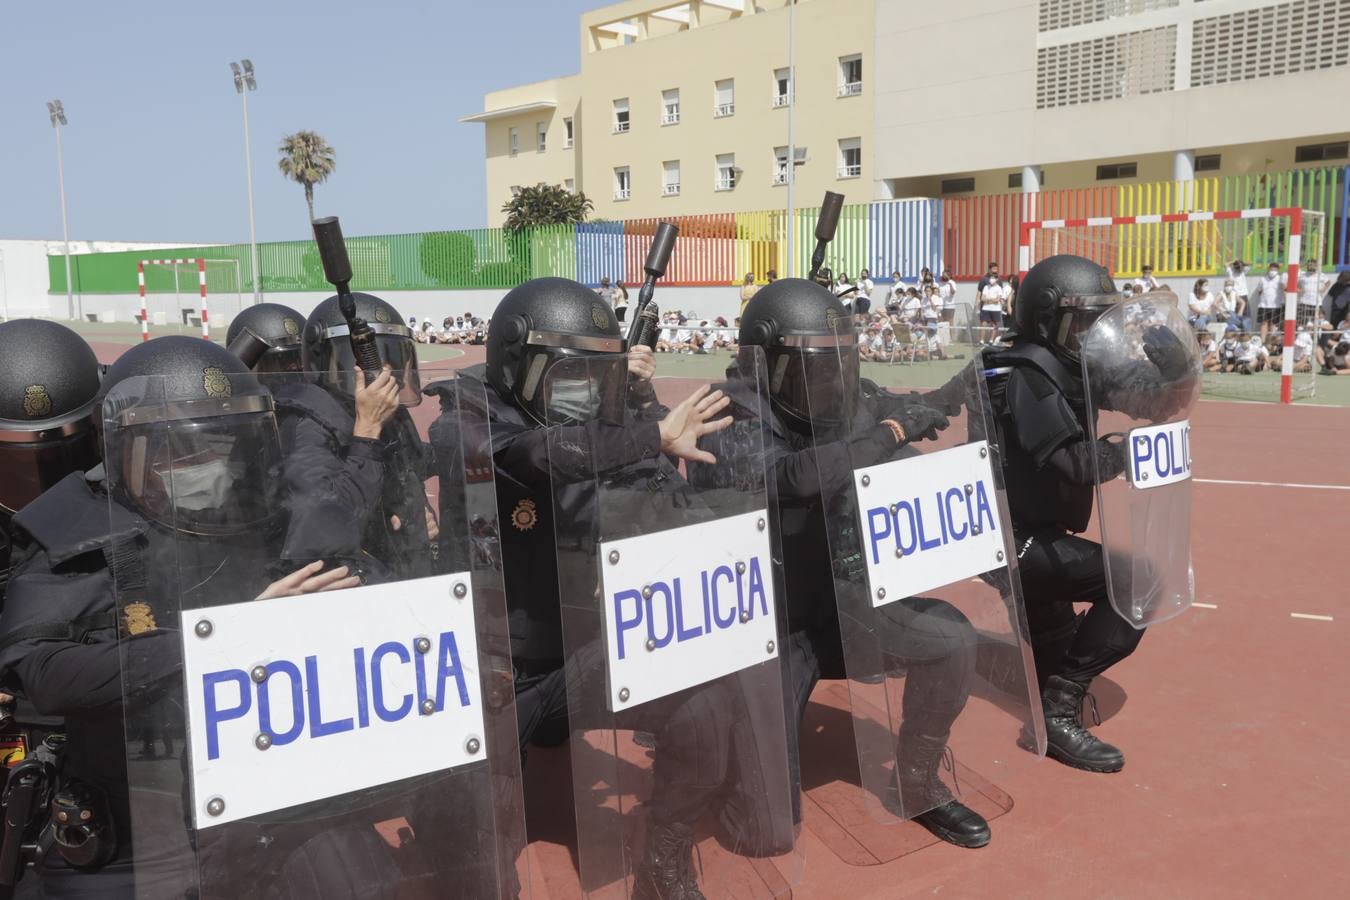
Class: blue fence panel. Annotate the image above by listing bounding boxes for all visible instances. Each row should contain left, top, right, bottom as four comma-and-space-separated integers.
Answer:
576, 222, 626, 287
868, 199, 942, 281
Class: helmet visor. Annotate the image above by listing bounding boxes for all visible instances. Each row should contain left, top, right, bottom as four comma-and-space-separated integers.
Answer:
320, 329, 422, 406
536, 353, 628, 427
770, 333, 860, 429
1052, 292, 1129, 361
0, 427, 100, 514
111, 411, 281, 536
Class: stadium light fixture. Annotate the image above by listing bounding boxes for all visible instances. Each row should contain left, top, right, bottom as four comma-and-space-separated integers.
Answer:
228, 59, 262, 303
47, 100, 75, 320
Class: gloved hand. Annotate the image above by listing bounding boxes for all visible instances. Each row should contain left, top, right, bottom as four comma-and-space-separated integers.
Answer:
1142, 326, 1191, 381
888, 403, 950, 443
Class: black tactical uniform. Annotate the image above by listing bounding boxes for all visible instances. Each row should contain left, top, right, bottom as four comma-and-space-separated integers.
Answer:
983, 254, 1193, 773
455, 277, 791, 899
0, 319, 102, 841
0, 337, 282, 895
276, 292, 432, 582
716, 277, 991, 848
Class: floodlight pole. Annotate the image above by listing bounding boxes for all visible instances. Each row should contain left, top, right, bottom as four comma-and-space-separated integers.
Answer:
49, 101, 76, 320
231, 60, 262, 303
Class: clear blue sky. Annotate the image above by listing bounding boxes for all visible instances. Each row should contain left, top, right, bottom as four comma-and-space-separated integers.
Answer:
0, 0, 597, 243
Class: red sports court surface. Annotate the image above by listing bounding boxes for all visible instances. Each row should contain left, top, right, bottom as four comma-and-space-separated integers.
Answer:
92, 342, 1350, 897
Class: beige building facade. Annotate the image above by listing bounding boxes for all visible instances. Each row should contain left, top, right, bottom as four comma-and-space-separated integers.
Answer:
465, 0, 875, 225
467, 0, 1350, 223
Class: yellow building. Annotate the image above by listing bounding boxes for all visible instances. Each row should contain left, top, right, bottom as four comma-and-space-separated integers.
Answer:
463, 0, 874, 226
466, 0, 1350, 222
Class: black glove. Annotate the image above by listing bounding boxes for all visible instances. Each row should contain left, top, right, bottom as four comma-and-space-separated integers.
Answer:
1142, 326, 1191, 381
892, 404, 950, 443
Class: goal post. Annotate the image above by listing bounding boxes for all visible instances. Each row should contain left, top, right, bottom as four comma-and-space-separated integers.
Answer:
1018, 207, 1328, 405
136, 258, 243, 342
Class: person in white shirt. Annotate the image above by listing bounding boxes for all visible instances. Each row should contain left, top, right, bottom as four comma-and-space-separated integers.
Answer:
922, 284, 942, 326
1196, 330, 1221, 372
937, 271, 958, 324
1214, 279, 1251, 330
978, 277, 1006, 343
1226, 259, 1250, 299
900, 288, 924, 326
887, 270, 909, 306
1290, 328, 1316, 373
834, 272, 857, 313
854, 269, 875, 318
1218, 326, 1243, 372
1234, 332, 1268, 374
1251, 264, 1286, 342
1297, 261, 1330, 323
1188, 278, 1216, 329
1133, 264, 1161, 293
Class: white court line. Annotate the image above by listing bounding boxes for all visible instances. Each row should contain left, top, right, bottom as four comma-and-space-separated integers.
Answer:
1290, 613, 1334, 622
1192, 602, 1218, 609
1195, 478, 1350, 492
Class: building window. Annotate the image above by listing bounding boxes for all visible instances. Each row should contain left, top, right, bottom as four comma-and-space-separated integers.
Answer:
715, 153, 736, 191
662, 88, 680, 125
1294, 141, 1348, 163
536, 122, 547, 152
773, 67, 792, 107
837, 137, 861, 179
613, 98, 630, 133
663, 160, 681, 196
563, 117, 574, 149
773, 147, 790, 185
1194, 153, 1221, 172
614, 166, 631, 200
508, 127, 519, 157
941, 177, 976, 194
1008, 172, 1022, 189
1096, 161, 1137, 180
838, 54, 863, 97
714, 79, 735, 117
564, 178, 575, 192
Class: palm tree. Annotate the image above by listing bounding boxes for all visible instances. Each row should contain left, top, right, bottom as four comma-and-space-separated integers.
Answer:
277, 131, 336, 223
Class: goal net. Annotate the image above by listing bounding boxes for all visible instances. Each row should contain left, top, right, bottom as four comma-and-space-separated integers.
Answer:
136, 258, 243, 341
1020, 208, 1329, 404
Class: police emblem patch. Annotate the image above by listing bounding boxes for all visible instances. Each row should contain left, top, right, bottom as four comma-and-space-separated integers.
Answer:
824, 307, 840, 330
374, 307, 391, 324
1099, 272, 1116, 293
511, 499, 538, 531
591, 304, 609, 330
122, 601, 158, 636
22, 385, 52, 418
283, 317, 300, 337
202, 366, 232, 398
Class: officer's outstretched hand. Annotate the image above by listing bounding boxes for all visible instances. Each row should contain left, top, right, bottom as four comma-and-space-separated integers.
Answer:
353, 365, 400, 439
658, 385, 733, 464
892, 404, 950, 443
628, 345, 656, 383
1141, 326, 1191, 380
256, 561, 362, 600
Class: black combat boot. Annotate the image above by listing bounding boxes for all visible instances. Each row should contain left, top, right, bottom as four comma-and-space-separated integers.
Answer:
894, 737, 991, 849
632, 821, 705, 900
1041, 674, 1124, 773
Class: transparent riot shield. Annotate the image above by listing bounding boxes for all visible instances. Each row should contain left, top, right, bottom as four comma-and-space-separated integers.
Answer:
1081, 293, 1203, 627
537, 351, 801, 899
102, 371, 526, 899
797, 343, 1044, 833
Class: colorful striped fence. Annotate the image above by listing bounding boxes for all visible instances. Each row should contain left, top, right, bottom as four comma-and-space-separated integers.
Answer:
47, 166, 1350, 297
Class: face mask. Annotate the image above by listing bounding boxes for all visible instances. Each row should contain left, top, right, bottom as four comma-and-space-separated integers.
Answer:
549, 379, 600, 423
1269, 271, 1279, 278
170, 458, 234, 511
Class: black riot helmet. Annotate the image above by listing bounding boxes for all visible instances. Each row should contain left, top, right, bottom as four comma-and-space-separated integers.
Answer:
98, 336, 281, 537
1013, 254, 1122, 366
486, 277, 626, 427
302, 292, 421, 406
0, 319, 103, 514
739, 277, 859, 434
225, 302, 305, 381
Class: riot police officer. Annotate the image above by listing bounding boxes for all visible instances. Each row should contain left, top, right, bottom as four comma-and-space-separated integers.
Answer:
725, 278, 994, 848
276, 291, 436, 581
224, 301, 305, 383
448, 276, 792, 898
0, 336, 355, 895
984, 254, 1194, 772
